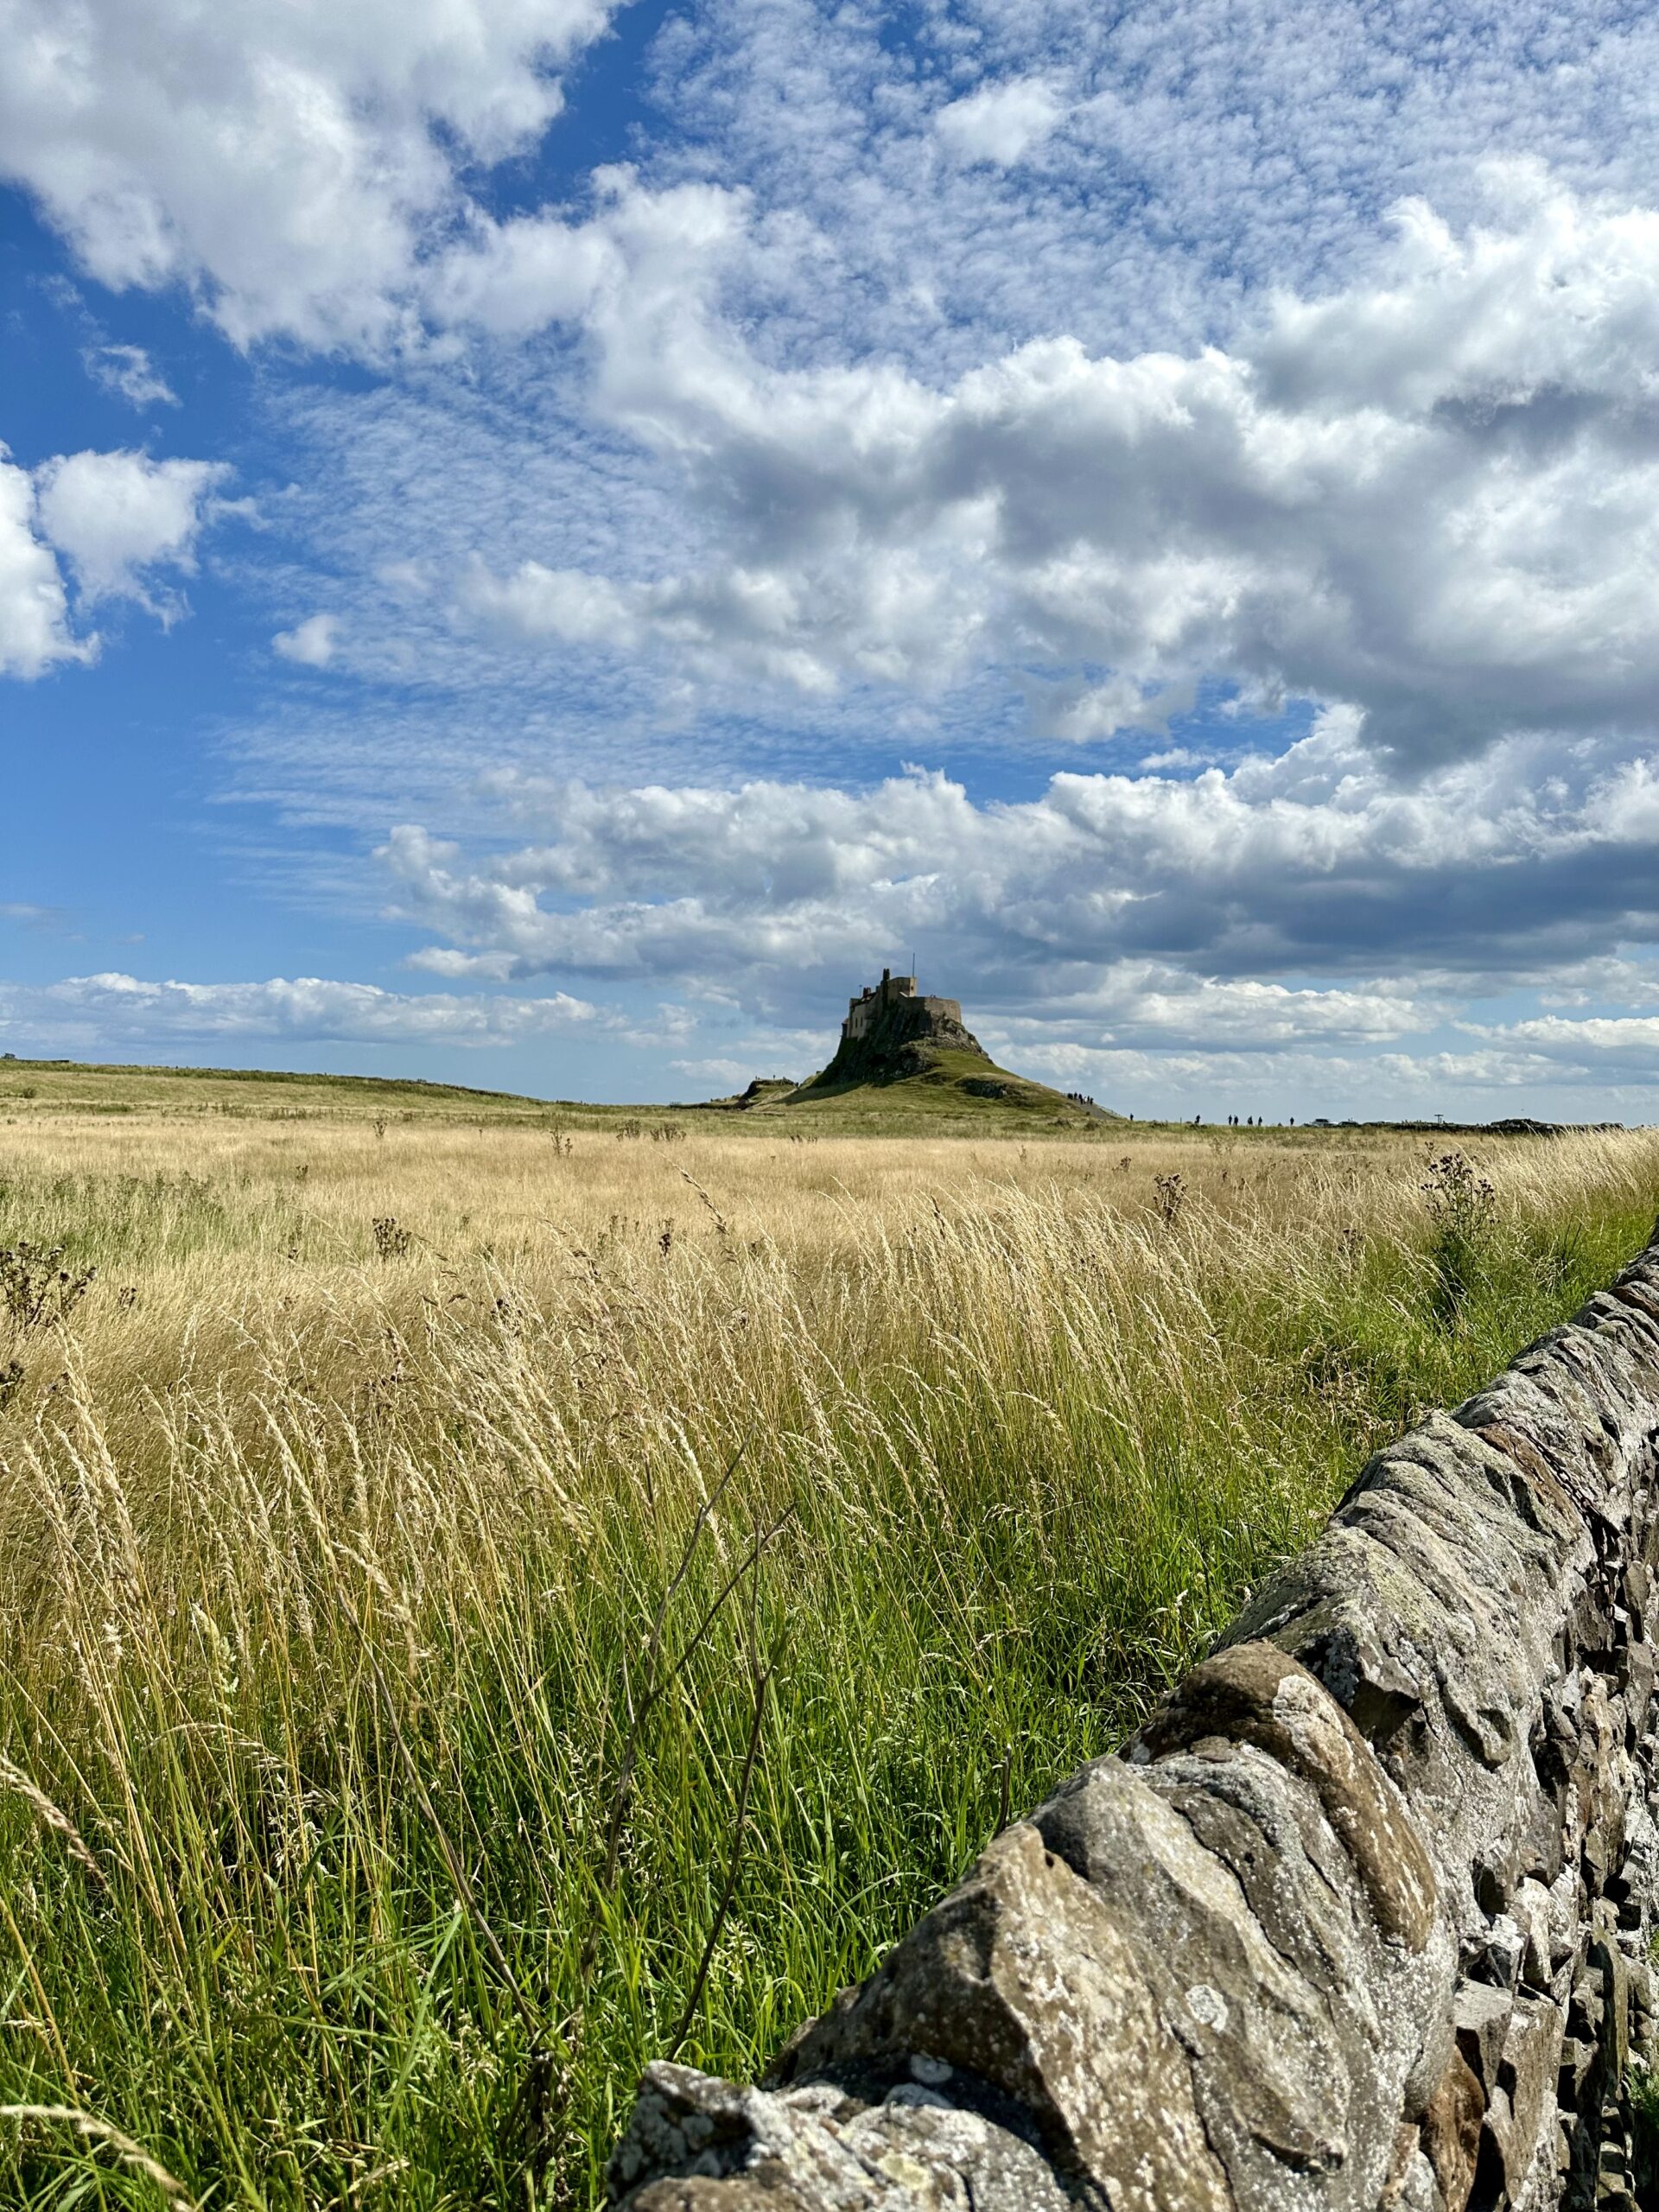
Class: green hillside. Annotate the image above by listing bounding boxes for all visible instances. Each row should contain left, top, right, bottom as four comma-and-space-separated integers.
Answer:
752, 976, 1124, 1129
0, 1056, 578, 1123
757, 1047, 1120, 1131
0, 1053, 1121, 1140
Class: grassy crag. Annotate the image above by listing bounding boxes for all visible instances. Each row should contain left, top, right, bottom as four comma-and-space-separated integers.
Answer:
778, 989, 1114, 1129
756, 1046, 1109, 1130
0, 1105, 1653, 2206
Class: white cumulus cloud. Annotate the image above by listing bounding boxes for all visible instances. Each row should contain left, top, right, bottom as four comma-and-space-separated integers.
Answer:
33, 448, 228, 609
935, 78, 1065, 168
0, 0, 625, 352
374, 716, 1659, 1021
0, 441, 232, 672
273, 613, 341, 667
0, 448, 85, 677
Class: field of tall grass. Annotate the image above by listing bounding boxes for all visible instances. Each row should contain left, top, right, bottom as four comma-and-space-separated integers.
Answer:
0, 1104, 1656, 2208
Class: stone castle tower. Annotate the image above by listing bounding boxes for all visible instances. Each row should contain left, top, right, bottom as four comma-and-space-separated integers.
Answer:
799, 966, 989, 1090
841, 967, 963, 1044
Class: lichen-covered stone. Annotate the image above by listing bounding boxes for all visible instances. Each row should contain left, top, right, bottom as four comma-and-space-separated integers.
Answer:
773, 1821, 1234, 2212
1134, 1643, 1437, 1948
609, 2062, 1079, 2210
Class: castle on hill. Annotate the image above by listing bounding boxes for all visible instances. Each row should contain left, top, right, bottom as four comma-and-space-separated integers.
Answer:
800, 965, 989, 1092
842, 969, 963, 1045
780, 964, 1118, 1115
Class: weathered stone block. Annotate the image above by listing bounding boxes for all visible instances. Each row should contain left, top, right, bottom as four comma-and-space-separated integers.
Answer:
1482, 1994, 1566, 2201
1456, 1982, 1516, 2089
1421, 2048, 1485, 2212
777, 1821, 1233, 2212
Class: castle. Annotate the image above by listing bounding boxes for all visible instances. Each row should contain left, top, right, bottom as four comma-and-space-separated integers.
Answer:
842, 969, 963, 1044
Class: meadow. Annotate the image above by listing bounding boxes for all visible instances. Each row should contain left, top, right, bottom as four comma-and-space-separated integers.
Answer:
0, 1073, 1656, 2208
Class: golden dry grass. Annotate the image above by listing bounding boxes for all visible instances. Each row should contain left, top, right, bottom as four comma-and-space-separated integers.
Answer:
0, 1099, 1654, 2207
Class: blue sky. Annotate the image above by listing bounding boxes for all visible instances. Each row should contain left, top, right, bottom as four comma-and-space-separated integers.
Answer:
7, 0, 1659, 1116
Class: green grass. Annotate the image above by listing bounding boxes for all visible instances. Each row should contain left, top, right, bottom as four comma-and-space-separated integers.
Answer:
765, 1047, 1112, 1131
0, 1059, 565, 1120
0, 1055, 1096, 1141
0, 1116, 1654, 2208
0, 1053, 1560, 1144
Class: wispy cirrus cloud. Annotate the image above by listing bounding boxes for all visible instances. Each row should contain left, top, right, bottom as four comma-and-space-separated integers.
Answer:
83, 344, 178, 410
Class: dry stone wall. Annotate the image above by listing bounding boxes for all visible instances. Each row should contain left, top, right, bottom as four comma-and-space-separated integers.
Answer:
607, 1233, 1659, 2212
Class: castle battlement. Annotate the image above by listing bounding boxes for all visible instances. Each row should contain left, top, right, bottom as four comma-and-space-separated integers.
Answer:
842, 969, 962, 1043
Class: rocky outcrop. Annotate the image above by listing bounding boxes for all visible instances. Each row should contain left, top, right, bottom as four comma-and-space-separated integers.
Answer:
607, 1231, 1659, 2212
802, 994, 991, 1090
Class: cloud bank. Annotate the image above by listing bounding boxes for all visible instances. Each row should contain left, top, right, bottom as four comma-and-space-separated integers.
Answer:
437, 172, 1659, 771
0, 972, 601, 1049
377, 718, 1659, 1013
